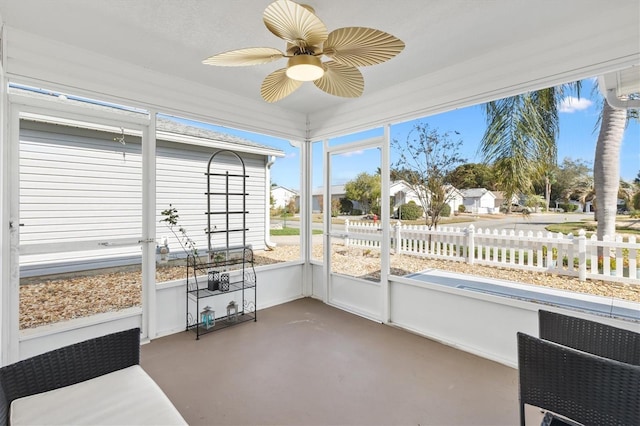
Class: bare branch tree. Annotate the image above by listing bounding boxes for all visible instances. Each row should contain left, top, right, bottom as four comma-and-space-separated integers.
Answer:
392, 123, 466, 229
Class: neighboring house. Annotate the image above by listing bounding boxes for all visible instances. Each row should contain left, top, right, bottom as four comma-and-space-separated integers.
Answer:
390, 180, 422, 216
17, 92, 284, 276
443, 185, 463, 213
461, 188, 497, 214
316, 180, 463, 217
491, 191, 520, 209
391, 182, 463, 216
271, 185, 299, 210
312, 184, 365, 213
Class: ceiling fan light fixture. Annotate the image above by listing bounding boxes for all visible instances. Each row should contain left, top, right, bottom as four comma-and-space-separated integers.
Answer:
203, 0, 405, 102
286, 55, 324, 81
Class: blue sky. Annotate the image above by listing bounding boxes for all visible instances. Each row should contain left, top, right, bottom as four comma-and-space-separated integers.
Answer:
188, 78, 639, 191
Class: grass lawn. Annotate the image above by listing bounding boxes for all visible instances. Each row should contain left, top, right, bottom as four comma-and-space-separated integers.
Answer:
270, 227, 323, 236
546, 219, 640, 236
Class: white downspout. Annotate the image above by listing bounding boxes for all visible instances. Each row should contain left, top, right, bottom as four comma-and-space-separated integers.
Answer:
264, 155, 277, 250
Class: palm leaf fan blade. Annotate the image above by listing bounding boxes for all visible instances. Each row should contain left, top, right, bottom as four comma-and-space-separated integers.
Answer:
202, 47, 285, 66
261, 68, 303, 103
323, 27, 405, 67
314, 61, 364, 98
263, 0, 328, 48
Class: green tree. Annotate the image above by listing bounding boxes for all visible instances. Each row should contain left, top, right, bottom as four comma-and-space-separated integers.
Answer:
339, 197, 353, 214
398, 201, 422, 220
632, 172, 640, 210
553, 157, 594, 211
392, 123, 466, 229
618, 179, 635, 212
447, 163, 497, 190
331, 198, 341, 217
480, 84, 579, 211
344, 172, 380, 214
564, 176, 595, 213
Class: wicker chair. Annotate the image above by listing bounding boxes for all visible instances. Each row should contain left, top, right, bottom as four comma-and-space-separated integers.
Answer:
517, 332, 640, 426
0, 328, 140, 426
539, 309, 640, 365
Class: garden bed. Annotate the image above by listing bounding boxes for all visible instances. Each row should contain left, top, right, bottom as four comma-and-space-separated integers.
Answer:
19, 244, 639, 329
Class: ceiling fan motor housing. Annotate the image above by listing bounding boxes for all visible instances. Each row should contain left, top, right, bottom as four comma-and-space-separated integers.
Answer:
286, 55, 324, 81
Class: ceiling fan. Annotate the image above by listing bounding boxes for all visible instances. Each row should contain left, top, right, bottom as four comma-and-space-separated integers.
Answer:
202, 0, 405, 103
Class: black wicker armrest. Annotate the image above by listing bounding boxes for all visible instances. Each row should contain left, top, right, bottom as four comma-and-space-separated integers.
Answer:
517, 332, 640, 426
0, 328, 140, 426
539, 309, 640, 365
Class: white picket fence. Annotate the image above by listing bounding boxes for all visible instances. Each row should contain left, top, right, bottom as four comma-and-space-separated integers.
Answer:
344, 220, 640, 285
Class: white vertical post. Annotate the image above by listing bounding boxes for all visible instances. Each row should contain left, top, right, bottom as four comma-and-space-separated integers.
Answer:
629, 236, 637, 276
615, 235, 623, 277
142, 111, 156, 340
466, 224, 475, 265
2, 99, 21, 364
322, 139, 330, 304
0, 49, 8, 366
380, 124, 391, 324
589, 235, 598, 274
0, 55, 10, 366
577, 229, 586, 281
394, 221, 401, 254
264, 153, 277, 249
299, 139, 313, 297
344, 219, 350, 247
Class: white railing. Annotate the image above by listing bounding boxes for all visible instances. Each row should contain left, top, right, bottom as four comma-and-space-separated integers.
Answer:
344, 220, 640, 285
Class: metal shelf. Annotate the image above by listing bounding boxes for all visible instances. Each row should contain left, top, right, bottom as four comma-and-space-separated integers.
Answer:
186, 149, 256, 340
187, 311, 256, 335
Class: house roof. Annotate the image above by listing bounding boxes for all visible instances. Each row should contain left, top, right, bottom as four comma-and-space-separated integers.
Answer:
313, 185, 346, 196
9, 86, 285, 157
461, 188, 495, 199
1, 1, 637, 141
272, 186, 299, 195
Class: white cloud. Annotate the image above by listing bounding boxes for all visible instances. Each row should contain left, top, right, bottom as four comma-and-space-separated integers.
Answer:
559, 96, 593, 113
284, 152, 297, 159
340, 150, 364, 157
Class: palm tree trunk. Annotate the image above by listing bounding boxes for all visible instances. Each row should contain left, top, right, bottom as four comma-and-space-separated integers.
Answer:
594, 101, 626, 240
544, 175, 551, 211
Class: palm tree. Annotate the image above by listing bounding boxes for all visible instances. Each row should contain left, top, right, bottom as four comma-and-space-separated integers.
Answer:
481, 77, 638, 236
480, 86, 574, 211
562, 175, 595, 213
594, 99, 638, 239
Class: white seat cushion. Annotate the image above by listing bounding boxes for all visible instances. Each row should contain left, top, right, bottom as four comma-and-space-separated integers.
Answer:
10, 365, 187, 425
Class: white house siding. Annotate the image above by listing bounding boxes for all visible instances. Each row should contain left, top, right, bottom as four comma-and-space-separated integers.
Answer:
19, 120, 270, 277
446, 190, 463, 213
390, 182, 462, 217
156, 142, 267, 255
19, 121, 144, 276
271, 186, 298, 209
461, 189, 496, 214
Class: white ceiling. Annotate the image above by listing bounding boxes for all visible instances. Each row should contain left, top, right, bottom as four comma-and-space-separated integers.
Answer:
1, 0, 639, 140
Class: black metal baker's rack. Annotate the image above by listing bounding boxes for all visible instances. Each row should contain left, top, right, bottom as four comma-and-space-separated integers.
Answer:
185, 150, 257, 339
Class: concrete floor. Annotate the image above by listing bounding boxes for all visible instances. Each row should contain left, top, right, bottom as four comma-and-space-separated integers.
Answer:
141, 298, 520, 425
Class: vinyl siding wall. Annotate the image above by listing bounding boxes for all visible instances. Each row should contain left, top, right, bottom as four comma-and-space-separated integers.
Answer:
19, 120, 267, 277
156, 141, 267, 254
